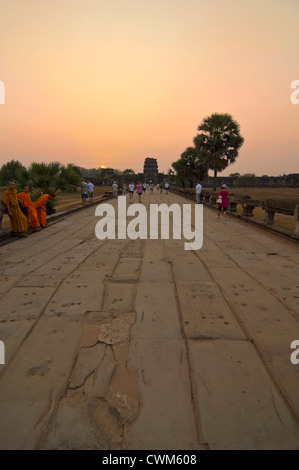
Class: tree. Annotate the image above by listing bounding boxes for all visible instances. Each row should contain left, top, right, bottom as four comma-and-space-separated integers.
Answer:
235, 173, 259, 188
17, 162, 82, 198
194, 113, 244, 190
122, 169, 135, 184
66, 163, 82, 176
171, 146, 208, 187
0, 159, 26, 186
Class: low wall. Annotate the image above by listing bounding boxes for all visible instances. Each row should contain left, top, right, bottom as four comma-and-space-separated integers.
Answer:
170, 187, 299, 241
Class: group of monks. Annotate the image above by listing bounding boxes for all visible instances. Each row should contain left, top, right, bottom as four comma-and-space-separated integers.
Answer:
1, 181, 55, 238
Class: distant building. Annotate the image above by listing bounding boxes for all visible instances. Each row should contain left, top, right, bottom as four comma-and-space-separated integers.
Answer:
100, 168, 121, 186
201, 173, 299, 188
143, 158, 159, 184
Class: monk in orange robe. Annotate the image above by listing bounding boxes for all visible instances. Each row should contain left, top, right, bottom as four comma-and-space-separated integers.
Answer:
2, 181, 28, 237
34, 193, 55, 227
17, 185, 40, 232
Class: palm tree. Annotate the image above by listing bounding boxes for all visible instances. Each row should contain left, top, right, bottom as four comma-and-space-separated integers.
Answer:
17, 162, 82, 199
194, 113, 244, 190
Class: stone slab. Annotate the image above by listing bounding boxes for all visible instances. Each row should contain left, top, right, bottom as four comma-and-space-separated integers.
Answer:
44, 272, 105, 317
0, 315, 83, 449
176, 281, 245, 340
126, 338, 200, 450
42, 397, 122, 450
209, 266, 299, 419
188, 339, 299, 449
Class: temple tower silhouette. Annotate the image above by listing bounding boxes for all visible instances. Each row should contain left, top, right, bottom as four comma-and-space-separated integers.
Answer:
143, 157, 158, 184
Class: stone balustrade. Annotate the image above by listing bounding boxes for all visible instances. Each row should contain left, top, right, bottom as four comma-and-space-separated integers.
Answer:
169, 186, 299, 236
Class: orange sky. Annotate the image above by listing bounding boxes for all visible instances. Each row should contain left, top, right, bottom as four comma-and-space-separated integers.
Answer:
0, 0, 298, 175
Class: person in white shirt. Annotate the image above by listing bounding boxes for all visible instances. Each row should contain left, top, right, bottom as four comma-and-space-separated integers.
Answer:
128, 182, 135, 199
87, 180, 95, 203
195, 181, 202, 204
164, 182, 169, 194
112, 181, 118, 198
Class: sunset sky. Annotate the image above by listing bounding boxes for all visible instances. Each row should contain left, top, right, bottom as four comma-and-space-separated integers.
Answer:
1, 0, 298, 176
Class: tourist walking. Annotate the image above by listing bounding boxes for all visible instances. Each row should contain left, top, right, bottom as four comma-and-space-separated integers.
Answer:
112, 181, 118, 198
87, 180, 95, 203
128, 182, 135, 199
136, 182, 143, 202
81, 179, 88, 204
165, 182, 169, 194
149, 181, 154, 195
217, 184, 229, 220
195, 181, 202, 204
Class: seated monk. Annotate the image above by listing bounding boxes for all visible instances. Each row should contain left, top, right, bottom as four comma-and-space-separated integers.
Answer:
2, 181, 28, 237
34, 193, 55, 227
17, 185, 40, 232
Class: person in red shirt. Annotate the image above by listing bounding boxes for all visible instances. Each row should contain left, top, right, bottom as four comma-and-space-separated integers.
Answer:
217, 184, 229, 220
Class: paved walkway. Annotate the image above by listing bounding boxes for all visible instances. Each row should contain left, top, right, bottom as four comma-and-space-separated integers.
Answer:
0, 190, 298, 450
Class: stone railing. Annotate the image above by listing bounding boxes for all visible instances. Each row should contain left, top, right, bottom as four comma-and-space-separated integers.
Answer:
169, 187, 299, 237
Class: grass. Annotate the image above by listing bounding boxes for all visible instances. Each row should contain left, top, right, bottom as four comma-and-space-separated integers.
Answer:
55, 186, 111, 211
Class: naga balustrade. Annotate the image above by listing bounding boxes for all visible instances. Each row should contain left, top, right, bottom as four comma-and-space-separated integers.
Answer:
169, 186, 299, 235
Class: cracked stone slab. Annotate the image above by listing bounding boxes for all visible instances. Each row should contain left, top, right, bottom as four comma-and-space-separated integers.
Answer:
107, 392, 139, 424
0, 315, 83, 449
93, 346, 117, 398
69, 343, 106, 389
176, 281, 245, 340
106, 342, 140, 424
42, 397, 123, 450
188, 339, 299, 449
126, 338, 200, 450
98, 312, 136, 345
133, 282, 181, 340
